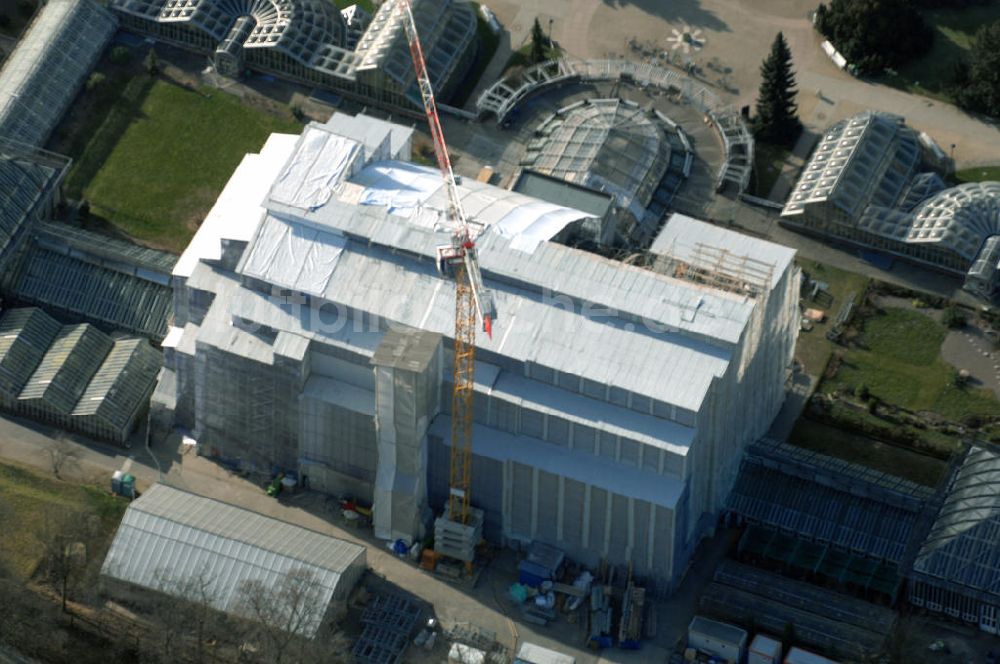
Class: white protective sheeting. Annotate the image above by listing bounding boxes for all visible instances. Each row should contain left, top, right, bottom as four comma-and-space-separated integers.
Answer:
174, 133, 298, 278
100, 484, 365, 638
353, 161, 443, 217
241, 215, 346, 296
350, 161, 594, 252
270, 127, 363, 210
489, 201, 587, 253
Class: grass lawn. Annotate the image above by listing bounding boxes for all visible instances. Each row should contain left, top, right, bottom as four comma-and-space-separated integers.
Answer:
793, 258, 871, 377
822, 307, 1000, 421
877, 1, 1000, 101
75, 78, 300, 252
789, 418, 947, 486
955, 166, 1000, 183
0, 462, 127, 580
750, 141, 790, 199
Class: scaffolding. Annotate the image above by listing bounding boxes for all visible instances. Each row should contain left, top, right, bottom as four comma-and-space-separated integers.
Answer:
352, 594, 421, 664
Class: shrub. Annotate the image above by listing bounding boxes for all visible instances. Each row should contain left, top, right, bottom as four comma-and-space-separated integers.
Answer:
85, 72, 107, 92
858, 384, 870, 401
942, 304, 968, 329
143, 48, 159, 76
110, 46, 132, 66
962, 413, 984, 429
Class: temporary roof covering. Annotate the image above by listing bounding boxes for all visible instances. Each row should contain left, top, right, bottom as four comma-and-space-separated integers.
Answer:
174, 133, 298, 279
0, 141, 67, 266
10, 224, 176, 341
101, 484, 366, 637
220, 118, 766, 414
0, 0, 116, 147
913, 445, 1000, 602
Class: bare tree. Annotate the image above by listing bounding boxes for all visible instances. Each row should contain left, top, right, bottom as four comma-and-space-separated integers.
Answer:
48, 437, 79, 480
235, 568, 326, 664
38, 507, 97, 613
152, 565, 222, 663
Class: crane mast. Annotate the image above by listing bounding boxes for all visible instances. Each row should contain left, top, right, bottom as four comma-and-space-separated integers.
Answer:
400, 0, 494, 529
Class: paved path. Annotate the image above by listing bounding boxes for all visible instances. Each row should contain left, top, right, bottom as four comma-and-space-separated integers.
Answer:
0, 414, 739, 663
482, 0, 1000, 169
942, 323, 1000, 398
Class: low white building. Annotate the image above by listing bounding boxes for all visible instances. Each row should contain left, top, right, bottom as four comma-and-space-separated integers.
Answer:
101, 484, 366, 637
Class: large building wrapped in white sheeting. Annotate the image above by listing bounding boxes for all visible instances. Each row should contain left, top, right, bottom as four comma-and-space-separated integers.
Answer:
160, 111, 800, 593
100, 484, 366, 637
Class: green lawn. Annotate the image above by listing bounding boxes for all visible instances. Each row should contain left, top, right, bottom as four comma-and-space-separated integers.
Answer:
793, 259, 871, 377
0, 462, 127, 580
77, 78, 300, 252
877, 1, 1000, 101
956, 166, 1000, 183
750, 141, 790, 199
822, 307, 1000, 421
789, 418, 947, 486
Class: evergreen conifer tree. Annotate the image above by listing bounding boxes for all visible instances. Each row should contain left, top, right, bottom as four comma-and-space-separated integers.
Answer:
754, 33, 802, 145
530, 18, 548, 64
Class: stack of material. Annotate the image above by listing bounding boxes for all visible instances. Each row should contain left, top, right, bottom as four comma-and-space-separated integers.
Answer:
434, 505, 484, 564
618, 581, 645, 648
352, 594, 420, 664
588, 586, 613, 647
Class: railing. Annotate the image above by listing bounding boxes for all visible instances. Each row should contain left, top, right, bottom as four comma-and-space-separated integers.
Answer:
475, 58, 754, 193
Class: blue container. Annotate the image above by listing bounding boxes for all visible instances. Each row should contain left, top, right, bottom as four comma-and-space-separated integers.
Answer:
517, 560, 551, 588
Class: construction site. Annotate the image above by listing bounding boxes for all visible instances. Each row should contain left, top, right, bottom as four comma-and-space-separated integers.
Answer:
6, 0, 1000, 661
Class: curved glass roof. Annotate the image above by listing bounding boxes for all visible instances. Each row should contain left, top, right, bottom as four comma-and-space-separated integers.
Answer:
114, 0, 347, 65
522, 99, 672, 219
914, 445, 1000, 599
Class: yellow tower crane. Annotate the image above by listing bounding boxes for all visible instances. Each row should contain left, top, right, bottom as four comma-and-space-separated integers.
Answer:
400, 0, 495, 532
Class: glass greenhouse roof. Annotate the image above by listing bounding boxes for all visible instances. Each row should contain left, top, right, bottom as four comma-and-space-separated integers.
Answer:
914, 445, 1000, 601
0, 0, 116, 147
521, 99, 675, 220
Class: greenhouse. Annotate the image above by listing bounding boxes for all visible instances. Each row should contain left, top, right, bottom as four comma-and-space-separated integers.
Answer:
0, 141, 68, 275
0, 307, 161, 444
0, 0, 117, 147
781, 112, 1000, 297
110, 0, 476, 111
7, 223, 176, 341
909, 445, 1000, 634
520, 98, 691, 245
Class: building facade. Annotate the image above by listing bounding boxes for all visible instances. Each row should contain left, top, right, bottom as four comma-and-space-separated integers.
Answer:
161, 112, 799, 592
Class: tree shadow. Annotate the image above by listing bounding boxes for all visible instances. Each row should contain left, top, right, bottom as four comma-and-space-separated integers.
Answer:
599, 0, 730, 33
